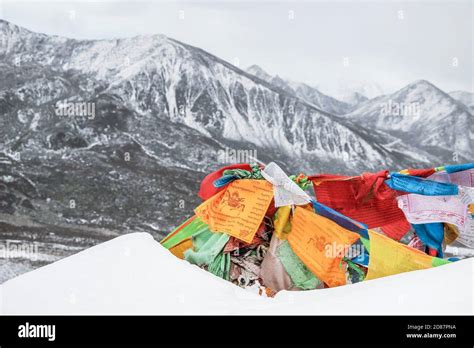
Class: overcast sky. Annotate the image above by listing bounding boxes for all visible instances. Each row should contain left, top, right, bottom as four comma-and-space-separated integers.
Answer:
1, 0, 472, 94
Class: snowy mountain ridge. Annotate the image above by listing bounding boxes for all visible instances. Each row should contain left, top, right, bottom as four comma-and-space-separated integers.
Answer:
1, 19, 428, 172
345, 79, 473, 160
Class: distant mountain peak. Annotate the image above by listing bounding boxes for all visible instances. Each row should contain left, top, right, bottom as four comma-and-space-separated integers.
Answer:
315, 80, 387, 102
0, 18, 13, 26
246, 64, 273, 81
449, 89, 474, 96
394, 79, 459, 104
347, 91, 369, 104
346, 79, 473, 160
0, 18, 28, 34
406, 79, 439, 90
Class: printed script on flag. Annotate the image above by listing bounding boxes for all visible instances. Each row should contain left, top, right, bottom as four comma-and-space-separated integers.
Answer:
288, 207, 360, 288
397, 168, 474, 246
195, 179, 273, 243
432, 169, 474, 247
397, 194, 469, 231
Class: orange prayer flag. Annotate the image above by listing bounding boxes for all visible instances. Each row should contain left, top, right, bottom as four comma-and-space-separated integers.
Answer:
288, 207, 360, 288
195, 179, 273, 243
365, 229, 443, 280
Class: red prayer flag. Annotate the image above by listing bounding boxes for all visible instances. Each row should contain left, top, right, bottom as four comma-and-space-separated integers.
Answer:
309, 171, 409, 240
198, 163, 252, 200
308, 167, 436, 240
380, 218, 412, 241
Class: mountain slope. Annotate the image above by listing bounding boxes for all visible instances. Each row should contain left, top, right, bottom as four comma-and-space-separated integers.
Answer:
246, 64, 352, 115
0, 19, 422, 173
345, 80, 473, 161
449, 90, 474, 114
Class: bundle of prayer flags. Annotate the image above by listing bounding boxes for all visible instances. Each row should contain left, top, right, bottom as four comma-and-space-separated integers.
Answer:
160, 162, 473, 295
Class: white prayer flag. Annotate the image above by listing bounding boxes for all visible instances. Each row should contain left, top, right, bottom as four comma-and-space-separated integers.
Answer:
261, 162, 311, 207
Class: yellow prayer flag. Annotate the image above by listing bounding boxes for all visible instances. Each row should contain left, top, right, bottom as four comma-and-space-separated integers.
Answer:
366, 229, 439, 280
288, 207, 360, 288
274, 206, 291, 240
194, 179, 273, 243
169, 238, 193, 259
444, 223, 459, 245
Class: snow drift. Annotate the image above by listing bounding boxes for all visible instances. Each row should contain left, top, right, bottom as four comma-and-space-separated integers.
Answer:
1, 232, 472, 315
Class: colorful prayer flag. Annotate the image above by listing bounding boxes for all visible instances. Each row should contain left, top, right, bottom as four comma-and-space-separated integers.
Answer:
412, 223, 445, 257
195, 179, 274, 243
385, 173, 459, 196
288, 207, 360, 287
161, 216, 208, 249
397, 193, 470, 233
198, 163, 252, 200
169, 238, 194, 259
444, 162, 474, 173
365, 230, 450, 281
310, 171, 409, 240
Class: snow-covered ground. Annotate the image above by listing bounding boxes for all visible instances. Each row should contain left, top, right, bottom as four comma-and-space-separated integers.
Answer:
0, 233, 472, 315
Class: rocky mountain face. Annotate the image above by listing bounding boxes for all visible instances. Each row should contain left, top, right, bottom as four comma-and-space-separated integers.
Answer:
0, 21, 411, 171
449, 90, 474, 115
246, 64, 352, 115
345, 80, 473, 162
0, 19, 468, 281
